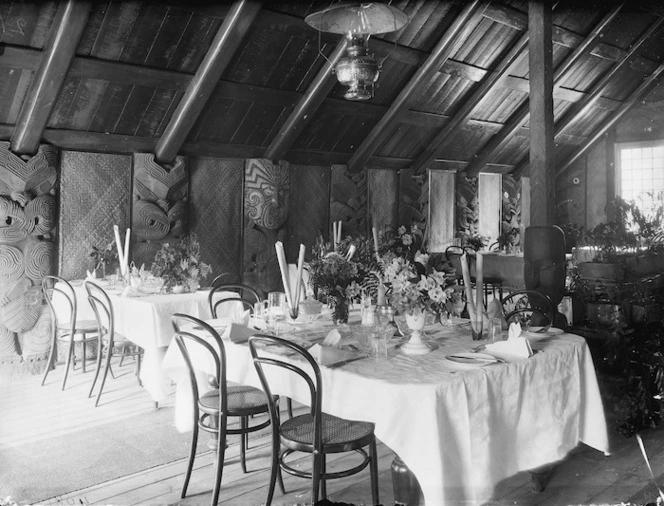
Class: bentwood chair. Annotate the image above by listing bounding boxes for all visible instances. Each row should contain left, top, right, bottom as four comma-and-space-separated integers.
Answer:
171, 314, 275, 506
249, 334, 379, 506
42, 276, 99, 390
500, 289, 555, 327
84, 281, 144, 407
208, 283, 261, 318
445, 246, 504, 305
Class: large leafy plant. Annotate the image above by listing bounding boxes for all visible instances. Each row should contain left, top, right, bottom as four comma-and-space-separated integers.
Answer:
151, 234, 211, 293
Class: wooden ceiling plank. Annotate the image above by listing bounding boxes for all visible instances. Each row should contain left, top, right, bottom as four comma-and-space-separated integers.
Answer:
264, 39, 347, 160
514, 15, 664, 178
556, 61, 664, 180
10, 0, 92, 155
410, 29, 530, 174
348, 0, 487, 174
465, 5, 622, 178
154, 0, 262, 164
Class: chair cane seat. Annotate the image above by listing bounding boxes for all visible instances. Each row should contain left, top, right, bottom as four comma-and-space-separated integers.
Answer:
199, 385, 270, 414
281, 413, 375, 451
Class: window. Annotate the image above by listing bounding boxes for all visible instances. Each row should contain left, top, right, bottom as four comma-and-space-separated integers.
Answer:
615, 140, 664, 217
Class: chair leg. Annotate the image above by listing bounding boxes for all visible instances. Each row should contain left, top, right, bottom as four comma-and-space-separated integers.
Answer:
88, 338, 104, 399
181, 408, 200, 498
312, 452, 322, 505
41, 331, 57, 386
82, 338, 87, 373
61, 335, 76, 391
94, 346, 114, 407
266, 419, 281, 505
211, 418, 227, 506
240, 416, 248, 473
369, 437, 379, 505
135, 351, 142, 387
286, 397, 293, 418
320, 454, 327, 500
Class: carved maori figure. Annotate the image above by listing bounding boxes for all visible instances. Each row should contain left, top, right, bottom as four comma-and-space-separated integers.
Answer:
132, 154, 189, 268
243, 159, 290, 297
0, 143, 57, 368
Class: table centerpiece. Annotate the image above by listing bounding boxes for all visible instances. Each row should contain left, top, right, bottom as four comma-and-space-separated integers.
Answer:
380, 225, 458, 354
307, 234, 363, 324
150, 234, 212, 293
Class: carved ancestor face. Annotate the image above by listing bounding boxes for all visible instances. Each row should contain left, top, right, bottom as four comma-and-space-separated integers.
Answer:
244, 159, 289, 230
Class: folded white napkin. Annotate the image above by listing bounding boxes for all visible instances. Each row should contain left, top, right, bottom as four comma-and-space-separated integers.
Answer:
222, 323, 255, 343
86, 269, 97, 280
309, 343, 362, 367
508, 322, 522, 339
233, 308, 251, 326
120, 286, 148, 298
323, 329, 341, 347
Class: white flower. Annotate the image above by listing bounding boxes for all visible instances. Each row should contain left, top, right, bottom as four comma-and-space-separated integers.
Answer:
414, 251, 429, 266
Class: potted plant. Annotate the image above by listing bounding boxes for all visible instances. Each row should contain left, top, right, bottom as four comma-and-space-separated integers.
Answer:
89, 241, 118, 278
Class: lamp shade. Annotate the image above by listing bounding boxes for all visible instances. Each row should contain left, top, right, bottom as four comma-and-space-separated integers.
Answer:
305, 3, 408, 36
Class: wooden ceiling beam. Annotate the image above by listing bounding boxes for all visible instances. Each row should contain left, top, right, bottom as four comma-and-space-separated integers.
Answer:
264, 39, 348, 160
464, 5, 622, 178
556, 62, 664, 180
347, 0, 488, 174
154, 0, 261, 164
10, 0, 92, 155
513, 15, 664, 178
410, 30, 530, 174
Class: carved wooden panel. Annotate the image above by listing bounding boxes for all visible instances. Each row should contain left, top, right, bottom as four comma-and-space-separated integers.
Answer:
479, 173, 501, 246
429, 171, 455, 252
367, 169, 398, 233
287, 164, 330, 260
243, 159, 290, 297
189, 157, 243, 285
330, 165, 367, 240
399, 168, 427, 230
59, 151, 132, 280
502, 174, 523, 247
455, 173, 479, 240
0, 143, 58, 364
132, 153, 189, 269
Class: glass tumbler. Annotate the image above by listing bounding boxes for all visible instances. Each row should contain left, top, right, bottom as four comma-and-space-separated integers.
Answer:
267, 292, 287, 335
488, 317, 503, 343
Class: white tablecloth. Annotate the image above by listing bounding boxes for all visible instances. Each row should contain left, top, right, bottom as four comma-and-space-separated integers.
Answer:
52, 280, 237, 402
162, 313, 609, 505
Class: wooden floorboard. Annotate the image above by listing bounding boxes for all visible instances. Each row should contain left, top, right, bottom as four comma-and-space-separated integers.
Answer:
5, 358, 664, 505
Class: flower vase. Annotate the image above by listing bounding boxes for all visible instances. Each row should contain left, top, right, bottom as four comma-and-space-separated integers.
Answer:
330, 292, 349, 324
172, 285, 185, 294
402, 308, 432, 355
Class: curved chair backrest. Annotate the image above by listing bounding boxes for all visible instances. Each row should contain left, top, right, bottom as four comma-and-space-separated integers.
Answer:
42, 275, 76, 331
500, 289, 555, 326
211, 297, 255, 319
208, 284, 261, 317
249, 334, 323, 449
85, 281, 114, 341
171, 313, 227, 411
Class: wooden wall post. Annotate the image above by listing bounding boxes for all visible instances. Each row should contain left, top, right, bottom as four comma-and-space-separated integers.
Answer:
528, 1, 555, 226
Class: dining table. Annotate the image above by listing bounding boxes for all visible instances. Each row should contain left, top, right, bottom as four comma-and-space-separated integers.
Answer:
161, 308, 609, 505
51, 278, 239, 403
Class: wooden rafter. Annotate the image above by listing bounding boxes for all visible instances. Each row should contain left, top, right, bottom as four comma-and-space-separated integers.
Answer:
10, 0, 92, 155
557, 63, 664, 180
264, 39, 348, 161
513, 15, 664, 178
410, 30, 530, 174
154, 0, 261, 164
347, 0, 487, 174
464, 5, 623, 178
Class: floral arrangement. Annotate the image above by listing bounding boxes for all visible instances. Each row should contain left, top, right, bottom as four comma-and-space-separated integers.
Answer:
383, 250, 457, 316
307, 234, 363, 323
150, 234, 212, 293
89, 241, 118, 275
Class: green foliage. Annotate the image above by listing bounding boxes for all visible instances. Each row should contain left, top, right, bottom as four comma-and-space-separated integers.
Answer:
89, 241, 118, 270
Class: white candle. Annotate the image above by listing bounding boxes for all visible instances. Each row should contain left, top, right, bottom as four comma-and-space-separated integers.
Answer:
372, 226, 380, 261
294, 244, 306, 307
333, 222, 338, 251
346, 244, 356, 260
274, 242, 294, 311
475, 252, 484, 326
460, 253, 476, 322
113, 225, 125, 275
123, 228, 131, 276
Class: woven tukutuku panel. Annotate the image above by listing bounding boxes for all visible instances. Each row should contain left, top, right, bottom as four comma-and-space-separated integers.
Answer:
59, 152, 132, 280
287, 164, 330, 260
189, 158, 243, 284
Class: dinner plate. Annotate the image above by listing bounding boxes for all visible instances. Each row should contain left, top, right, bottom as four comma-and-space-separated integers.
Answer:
445, 352, 502, 367
522, 326, 564, 339
203, 318, 232, 333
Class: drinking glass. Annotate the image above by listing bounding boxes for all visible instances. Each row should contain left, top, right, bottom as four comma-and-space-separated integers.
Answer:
267, 292, 287, 336
471, 320, 484, 341
488, 317, 503, 343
